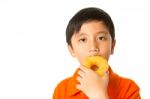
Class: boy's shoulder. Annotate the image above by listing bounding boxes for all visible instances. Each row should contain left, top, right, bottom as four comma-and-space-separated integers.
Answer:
117, 74, 140, 91
53, 77, 73, 98
53, 69, 80, 97
56, 77, 71, 87
110, 68, 140, 90
108, 68, 140, 98
109, 67, 139, 87
110, 71, 140, 97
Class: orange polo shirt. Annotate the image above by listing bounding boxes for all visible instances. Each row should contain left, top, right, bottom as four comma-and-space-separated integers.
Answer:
53, 68, 140, 99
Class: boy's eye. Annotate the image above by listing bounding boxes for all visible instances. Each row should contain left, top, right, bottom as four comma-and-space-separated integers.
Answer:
97, 36, 106, 41
79, 38, 87, 43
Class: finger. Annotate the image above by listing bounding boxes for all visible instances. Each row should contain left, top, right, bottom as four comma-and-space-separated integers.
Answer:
77, 70, 85, 78
103, 70, 109, 75
76, 84, 81, 90
101, 69, 109, 76
102, 70, 109, 80
79, 65, 90, 73
106, 70, 109, 74
105, 70, 109, 76
76, 76, 82, 83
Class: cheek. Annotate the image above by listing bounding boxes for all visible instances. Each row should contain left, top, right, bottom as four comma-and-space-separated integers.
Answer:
73, 47, 87, 64
100, 44, 112, 60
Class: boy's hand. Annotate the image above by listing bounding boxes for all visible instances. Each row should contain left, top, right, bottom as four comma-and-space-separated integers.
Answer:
76, 65, 109, 99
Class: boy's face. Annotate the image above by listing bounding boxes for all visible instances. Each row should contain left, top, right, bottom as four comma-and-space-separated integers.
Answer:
68, 21, 115, 65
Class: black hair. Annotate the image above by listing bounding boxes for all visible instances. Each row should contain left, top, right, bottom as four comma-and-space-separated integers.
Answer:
66, 7, 115, 46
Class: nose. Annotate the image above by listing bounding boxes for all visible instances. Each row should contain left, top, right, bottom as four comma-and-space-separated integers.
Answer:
88, 40, 99, 56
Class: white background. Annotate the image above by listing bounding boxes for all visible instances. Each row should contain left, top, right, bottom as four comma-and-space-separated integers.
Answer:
0, 0, 150, 99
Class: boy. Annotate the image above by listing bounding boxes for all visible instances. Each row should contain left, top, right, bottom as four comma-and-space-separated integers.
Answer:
53, 7, 140, 99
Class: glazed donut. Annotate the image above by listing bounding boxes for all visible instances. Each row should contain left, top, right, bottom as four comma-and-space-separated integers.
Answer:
83, 56, 109, 76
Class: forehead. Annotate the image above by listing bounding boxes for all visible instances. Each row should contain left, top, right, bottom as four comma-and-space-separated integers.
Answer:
74, 21, 109, 36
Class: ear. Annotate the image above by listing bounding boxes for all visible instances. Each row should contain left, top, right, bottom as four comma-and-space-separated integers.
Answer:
111, 40, 116, 54
68, 45, 76, 57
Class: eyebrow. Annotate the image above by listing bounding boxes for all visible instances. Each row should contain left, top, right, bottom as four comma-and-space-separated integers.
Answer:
96, 31, 109, 35
76, 31, 109, 37
74, 31, 109, 37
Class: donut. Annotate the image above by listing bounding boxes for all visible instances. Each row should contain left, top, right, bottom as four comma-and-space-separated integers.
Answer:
83, 56, 109, 76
